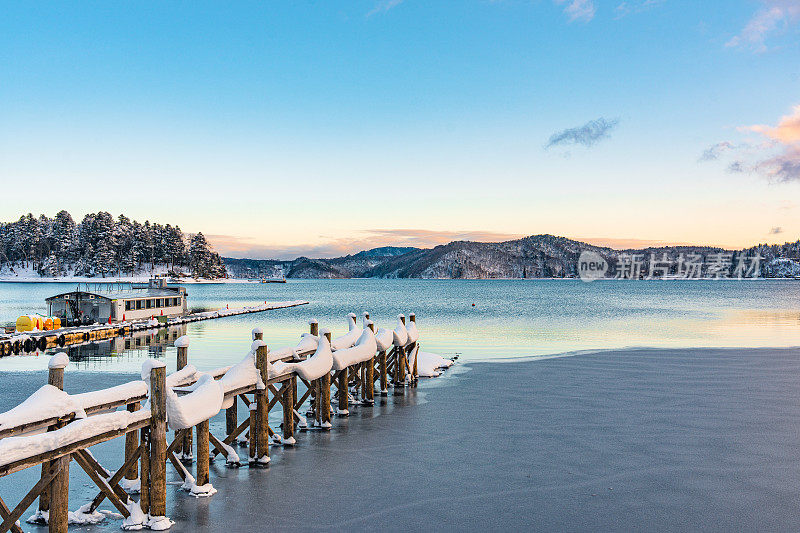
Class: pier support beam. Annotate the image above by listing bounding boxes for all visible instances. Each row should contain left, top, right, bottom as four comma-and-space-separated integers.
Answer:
176, 340, 192, 461
149, 364, 167, 519
196, 420, 209, 487
39, 356, 67, 519
320, 331, 332, 428
125, 402, 140, 483
338, 368, 349, 415
226, 396, 238, 438
254, 341, 270, 465
365, 322, 375, 404
283, 377, 295, 444
139, 428, 150, 516
379, 350, 388, 396
48, 455, 70, 533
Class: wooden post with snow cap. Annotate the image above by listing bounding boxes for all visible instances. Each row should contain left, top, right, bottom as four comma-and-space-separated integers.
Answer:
148, 360, 168, 522
175, 335, 192, 461
365, 322, 375, 404
254, 337, 270, 465
45, 353, 69, 532
338, 366, 349, 417
319, 329, 332, 429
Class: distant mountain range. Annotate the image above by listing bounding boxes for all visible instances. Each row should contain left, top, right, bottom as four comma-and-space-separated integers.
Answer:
224, 235, 800, 279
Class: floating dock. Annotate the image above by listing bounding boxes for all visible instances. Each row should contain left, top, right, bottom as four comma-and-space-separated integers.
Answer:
0, 300, 309, 356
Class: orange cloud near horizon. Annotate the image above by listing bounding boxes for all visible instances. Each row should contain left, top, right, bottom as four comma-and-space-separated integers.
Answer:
747, 104, 800, 145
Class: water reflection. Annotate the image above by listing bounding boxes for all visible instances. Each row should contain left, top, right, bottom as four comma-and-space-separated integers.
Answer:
53, 325, 187, 368
0, 279, 798, 372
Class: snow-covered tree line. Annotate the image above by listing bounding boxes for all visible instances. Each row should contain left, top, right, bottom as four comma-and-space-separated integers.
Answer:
0, 211, 227, 278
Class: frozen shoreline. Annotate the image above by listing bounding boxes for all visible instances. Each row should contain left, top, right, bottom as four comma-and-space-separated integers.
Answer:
3, 346, 800, 530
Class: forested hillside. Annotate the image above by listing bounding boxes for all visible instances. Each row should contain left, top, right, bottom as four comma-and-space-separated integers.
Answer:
0, 211, 226, 279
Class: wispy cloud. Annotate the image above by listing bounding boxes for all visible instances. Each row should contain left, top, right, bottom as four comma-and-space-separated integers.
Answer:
698, 141, 736, 161
555, 0, 596, 22
614, 0, 666, 19
546, 117, 619, 149
769, 226, 784, 234
367, 0, 404, 17
208, 229, 525, 260
726, 0, 800, 52
701, 104, 800, 183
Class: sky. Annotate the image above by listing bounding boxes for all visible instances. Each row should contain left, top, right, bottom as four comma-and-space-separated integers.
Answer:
1, 0, 799, 259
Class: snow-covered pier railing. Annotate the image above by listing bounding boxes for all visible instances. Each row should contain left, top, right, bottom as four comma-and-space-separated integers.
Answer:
0, 312, 454, 532
0, 300, 309, 356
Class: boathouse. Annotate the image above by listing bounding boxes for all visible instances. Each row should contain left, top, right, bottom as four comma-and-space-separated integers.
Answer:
46, 278, 188, 325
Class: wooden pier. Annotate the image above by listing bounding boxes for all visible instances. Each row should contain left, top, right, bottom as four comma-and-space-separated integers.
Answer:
0, 312, 452, 532
0, 300, 309, 357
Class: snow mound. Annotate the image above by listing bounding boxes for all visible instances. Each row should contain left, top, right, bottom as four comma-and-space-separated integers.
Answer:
332, 328, 377, 370
417, 351, 454, 377
0, 409, 150, 467
272, 335, 333, 381
73, 381, 148, 411
405, 320, 419, 345
0, 385, 82, 433
218, 350, 262, 394
374, 328, 393, 352
173, 336, 190, 348
392, 315, 408, 347
332, 314, 362, 350
166, 373, 223, 431
49, 352, 69, 369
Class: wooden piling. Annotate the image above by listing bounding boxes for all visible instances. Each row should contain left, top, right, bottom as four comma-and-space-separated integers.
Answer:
379, 350, 388, 396
338, 367, 348, 415
39, 356, 67, 516
125, 402, 140, 482
309, 321, 319, 422
196, 420, 210, 487
176, 339, 192, 460
248, 408, 257, 462
396, 346, 407, 394
320, 330, 332, 428
139, 428, 150, 515
410, 313, 418, 381
255, 342, 270, 464
226, 396, 238, 437
365, 322, 375, 403
149, 364, 167, 518
283, 376, 295, 444
48, 455, 70, 533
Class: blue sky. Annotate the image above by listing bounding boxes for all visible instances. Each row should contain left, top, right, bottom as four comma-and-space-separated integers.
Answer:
1, 1, 799, 258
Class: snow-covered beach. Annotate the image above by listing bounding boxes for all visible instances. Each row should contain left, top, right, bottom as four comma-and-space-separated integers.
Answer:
2, 347, 800, 531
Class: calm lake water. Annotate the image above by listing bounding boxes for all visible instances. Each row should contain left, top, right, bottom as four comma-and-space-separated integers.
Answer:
0, 279, 799, 373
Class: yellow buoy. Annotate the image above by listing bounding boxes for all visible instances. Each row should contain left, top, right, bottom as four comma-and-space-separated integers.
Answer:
15, 315, 35, 332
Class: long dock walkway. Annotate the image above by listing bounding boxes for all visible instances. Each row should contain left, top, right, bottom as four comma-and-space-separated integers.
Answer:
0, 300, 309, 356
